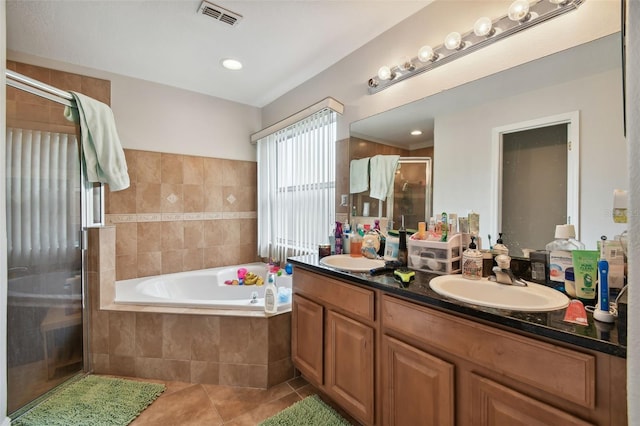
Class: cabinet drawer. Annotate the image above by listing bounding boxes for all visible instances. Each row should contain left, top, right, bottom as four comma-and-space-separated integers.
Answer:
295, 268, 375, 322
382, 295, 596, 409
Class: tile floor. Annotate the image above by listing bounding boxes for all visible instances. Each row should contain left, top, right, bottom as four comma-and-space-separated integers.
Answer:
125, 375, 361, 425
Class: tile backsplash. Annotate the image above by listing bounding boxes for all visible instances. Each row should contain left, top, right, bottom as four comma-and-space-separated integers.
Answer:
106, 149, 258, 280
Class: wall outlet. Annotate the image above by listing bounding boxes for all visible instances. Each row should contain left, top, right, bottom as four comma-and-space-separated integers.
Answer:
340, 194, 348, 206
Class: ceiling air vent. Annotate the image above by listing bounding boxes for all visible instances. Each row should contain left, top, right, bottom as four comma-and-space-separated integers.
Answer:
198, 1, 242, 27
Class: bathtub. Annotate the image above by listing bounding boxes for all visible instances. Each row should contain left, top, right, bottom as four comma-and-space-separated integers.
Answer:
115, 263, 292, 313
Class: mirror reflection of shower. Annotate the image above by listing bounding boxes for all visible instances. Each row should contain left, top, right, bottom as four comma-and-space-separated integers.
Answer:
390, 158, 432, 231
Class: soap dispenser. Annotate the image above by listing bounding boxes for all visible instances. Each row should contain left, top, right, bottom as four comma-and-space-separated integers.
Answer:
462, 236, 482, 280
492, 232, 509, 256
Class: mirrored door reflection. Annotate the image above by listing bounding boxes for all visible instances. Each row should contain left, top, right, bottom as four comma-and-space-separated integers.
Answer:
6, 86, 84, 414
392, 158, 432, 231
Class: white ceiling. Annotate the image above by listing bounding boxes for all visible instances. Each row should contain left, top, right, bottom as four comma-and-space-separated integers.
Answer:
6, 0, 431, 107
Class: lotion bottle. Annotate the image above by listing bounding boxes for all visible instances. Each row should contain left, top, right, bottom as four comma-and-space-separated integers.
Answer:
264, 272, 278, 314
462, 236, 482, 280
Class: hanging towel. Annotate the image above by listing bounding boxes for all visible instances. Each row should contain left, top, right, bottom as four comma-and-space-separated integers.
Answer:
369, 154, 400, 200
64, 92, 130, 191
350, 157, 370, 193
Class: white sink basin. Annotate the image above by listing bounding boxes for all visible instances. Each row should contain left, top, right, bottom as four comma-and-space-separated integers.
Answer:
320, 254, 385, 272
429, 275, 570, 312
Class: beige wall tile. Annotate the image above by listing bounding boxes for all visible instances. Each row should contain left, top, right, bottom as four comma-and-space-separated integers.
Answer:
204, 246, 226, 269
137, 252, 162, 277
161, 221, 184, 251
91, 353, 110, 374
109, 311, 136, 357
108, 355, 137, 376
99, 267, 116, 308
184, 221, 204, 249
203, 158, 224, 187
204, 220, 225, 247
183, 249, 204, 271
135, 357, 191, 382
183, 184, 204, 213
163, 314, 192, 360
116, 254, 138, 280
267, 358, 294, 388
204, 186, 223, 212
136, 150, 162, 184
219, 364, 268, 388
115, 223, 137, 256
107, 183, 136, 214
221, 186, 238, 212
162, 250, 185, 274
221, 219, 241, 246
136, 182, 162, 213
90, 309, 110, 354
137, 222, 162, 253
268, 312, 291, 362
191, 361, 220, 385
220, 159, 240, 187
191, 316, 220, 362
161, 183, 184, 213
183, 155, 204, 185
162, 153, 184, 184
220, 245, 243, 266
135, 313, 163, 358
219, 317, 268, 365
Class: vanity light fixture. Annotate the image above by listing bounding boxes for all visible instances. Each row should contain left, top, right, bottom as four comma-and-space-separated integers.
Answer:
367, 0, 584, 94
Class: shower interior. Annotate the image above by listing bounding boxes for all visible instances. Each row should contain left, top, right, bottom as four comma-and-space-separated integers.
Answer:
5, 68, 101, 415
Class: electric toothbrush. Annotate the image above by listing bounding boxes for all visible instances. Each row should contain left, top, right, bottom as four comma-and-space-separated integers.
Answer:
594, 235, 615, 323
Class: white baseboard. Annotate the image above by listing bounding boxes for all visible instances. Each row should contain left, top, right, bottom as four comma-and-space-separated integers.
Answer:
1, 416, 11, 426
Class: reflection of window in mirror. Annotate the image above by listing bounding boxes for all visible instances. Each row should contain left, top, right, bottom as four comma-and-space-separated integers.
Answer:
503, 124, 567, 256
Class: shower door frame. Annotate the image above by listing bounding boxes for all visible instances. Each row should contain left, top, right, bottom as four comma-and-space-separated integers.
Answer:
6, 69, 104, 411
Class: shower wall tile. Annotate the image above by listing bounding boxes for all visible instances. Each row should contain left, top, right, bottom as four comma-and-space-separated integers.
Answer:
163, 315, 192, 360
105, 148, 258, 280
183, 155, 204, 185
109, 311, 136, 357
108, 355, 136, 377
135, 313, 163, 358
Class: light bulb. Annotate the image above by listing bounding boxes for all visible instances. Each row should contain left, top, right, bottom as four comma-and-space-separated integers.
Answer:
418, 45, 436, 62
221, 58, 242, 70
508, 0, 531, 22
398, 56, 415, 72
444, 32, 463, 50
473, 17, 494, 37
377, 66, 394, 81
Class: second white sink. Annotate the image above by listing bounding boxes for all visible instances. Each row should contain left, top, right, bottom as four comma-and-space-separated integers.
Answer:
429, 274, 570, 312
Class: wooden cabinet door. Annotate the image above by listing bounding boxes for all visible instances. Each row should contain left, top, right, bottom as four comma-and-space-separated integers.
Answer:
291, 294, 324, 385
382, 335, 455, 426
326, 309, 375, 425
469, 373, 594, 426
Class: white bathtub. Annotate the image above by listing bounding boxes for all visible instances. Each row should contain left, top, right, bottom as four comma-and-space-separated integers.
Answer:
115, 263, 292, 312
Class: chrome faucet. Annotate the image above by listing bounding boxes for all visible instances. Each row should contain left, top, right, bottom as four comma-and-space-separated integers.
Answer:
488, 255, 528, 287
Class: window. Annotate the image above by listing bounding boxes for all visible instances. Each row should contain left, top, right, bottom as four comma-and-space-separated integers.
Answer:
257, 108, 337, 262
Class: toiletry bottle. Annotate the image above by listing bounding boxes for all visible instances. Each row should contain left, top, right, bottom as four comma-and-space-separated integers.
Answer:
397, 215, 408, 267
462, 236, 482, 280
440, 212, 448, 242
334, 221, 343, 255
264, 272, 278, 314
374, 219, 386, 256
545, 224, 584, 291
492, 232, 509, 256
417, 221, 426, 240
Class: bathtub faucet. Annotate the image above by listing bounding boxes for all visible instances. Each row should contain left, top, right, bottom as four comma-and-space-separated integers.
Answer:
250, 291, 259, 304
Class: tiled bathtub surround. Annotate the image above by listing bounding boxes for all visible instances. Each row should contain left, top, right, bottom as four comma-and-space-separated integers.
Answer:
106, 149, 258, 280
87, 227, 294, 388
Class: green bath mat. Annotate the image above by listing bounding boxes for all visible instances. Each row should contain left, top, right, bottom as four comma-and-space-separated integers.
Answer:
260, 394, 352, 426
13, 375, 165, 426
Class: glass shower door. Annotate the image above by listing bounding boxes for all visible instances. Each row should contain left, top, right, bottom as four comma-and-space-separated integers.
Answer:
6, 88, 84, 414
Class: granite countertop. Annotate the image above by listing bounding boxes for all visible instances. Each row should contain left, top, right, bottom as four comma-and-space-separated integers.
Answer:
288, 255, 626, 358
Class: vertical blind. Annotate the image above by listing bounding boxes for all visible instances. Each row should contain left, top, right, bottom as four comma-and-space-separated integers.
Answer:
6, 127, 80, 268
257, 108, 337, 262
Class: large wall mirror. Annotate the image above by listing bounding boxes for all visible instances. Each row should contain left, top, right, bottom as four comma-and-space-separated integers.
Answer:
348, 32, 628, 253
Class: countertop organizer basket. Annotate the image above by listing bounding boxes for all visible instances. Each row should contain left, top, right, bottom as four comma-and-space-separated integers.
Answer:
407, 233, 469, 275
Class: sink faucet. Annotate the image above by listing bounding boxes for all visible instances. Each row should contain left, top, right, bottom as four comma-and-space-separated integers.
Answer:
488, 255, 528, 287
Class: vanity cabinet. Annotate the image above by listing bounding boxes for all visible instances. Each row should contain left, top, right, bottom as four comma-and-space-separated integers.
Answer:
292, 268, 376, 425
292, 266, 627, 425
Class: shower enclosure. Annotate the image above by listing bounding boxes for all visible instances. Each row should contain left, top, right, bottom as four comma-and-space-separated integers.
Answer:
5, 69, 101, 414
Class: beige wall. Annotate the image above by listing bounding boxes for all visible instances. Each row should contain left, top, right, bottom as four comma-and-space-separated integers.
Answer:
107, 149, 258, 280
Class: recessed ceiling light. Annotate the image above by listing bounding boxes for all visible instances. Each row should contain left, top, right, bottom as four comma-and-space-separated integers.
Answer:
411, 130, 423, 136
221, 58, 242, 70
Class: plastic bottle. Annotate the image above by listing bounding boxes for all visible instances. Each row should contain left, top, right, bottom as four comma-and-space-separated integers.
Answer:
264, 272, 278, 314
334, 221, 343, 255
397, 215, 408, 267
462, 236, 482, 280
440, 212, 448, 242
545, 224, 585, 291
